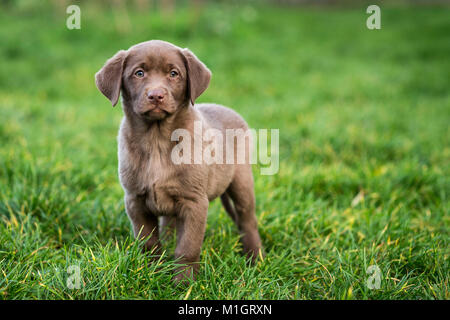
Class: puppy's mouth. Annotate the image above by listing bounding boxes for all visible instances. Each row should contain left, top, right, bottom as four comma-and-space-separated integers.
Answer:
140, 107, 169, 119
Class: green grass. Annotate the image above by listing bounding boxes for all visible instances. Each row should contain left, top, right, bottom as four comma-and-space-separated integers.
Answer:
0, 1, 449, 299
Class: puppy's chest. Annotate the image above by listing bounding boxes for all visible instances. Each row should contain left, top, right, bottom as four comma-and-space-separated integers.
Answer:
120, 143, 176, 215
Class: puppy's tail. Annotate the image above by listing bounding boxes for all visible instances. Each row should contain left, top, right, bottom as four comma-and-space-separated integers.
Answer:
220, 193, 238, 223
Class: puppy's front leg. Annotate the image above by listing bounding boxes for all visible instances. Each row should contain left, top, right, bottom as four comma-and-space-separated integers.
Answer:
125, 194, 160, 254
174, 197, 208, 284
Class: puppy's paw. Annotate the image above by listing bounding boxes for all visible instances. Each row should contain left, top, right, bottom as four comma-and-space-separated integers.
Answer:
173, 266, 196, 286
245, 247, 265, 265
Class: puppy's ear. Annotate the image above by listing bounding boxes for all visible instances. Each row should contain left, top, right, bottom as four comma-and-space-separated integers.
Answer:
181, 48, 211, 105
95, 50, 127, 107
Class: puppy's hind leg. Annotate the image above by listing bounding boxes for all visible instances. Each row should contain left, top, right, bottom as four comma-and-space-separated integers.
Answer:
160, 216, 176, 242
220, 192, 237, 224
223, 166, 262, 263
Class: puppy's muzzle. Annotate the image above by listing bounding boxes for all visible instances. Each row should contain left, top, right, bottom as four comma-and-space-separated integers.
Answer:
147, 88, 166, 105
138, 88, 169, 116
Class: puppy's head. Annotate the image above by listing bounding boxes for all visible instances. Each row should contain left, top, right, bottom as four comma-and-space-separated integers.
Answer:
95, 40, 211, 121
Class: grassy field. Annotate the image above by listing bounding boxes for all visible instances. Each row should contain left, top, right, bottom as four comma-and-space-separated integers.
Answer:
0, 1, 448, 299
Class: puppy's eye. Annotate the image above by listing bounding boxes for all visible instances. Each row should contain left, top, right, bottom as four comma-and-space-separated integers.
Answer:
170, 70, 179, 78
135, 70, 144, 78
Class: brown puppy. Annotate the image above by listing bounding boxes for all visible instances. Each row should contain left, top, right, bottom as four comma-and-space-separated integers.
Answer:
95, 40, 262, 283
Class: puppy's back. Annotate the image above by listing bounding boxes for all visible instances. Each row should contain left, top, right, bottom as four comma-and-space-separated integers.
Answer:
196, 103, 250, 132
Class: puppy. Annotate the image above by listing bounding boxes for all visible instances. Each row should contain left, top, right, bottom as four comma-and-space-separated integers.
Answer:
95, 40, 262, 283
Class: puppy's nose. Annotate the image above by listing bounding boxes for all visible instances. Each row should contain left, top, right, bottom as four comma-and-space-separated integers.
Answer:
147, 88, 165, 103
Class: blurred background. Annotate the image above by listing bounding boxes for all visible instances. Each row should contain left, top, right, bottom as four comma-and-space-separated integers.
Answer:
0, 0, 448, 299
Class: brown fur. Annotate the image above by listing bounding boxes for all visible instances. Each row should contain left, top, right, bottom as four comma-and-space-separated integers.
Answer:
95, 40, 262, 283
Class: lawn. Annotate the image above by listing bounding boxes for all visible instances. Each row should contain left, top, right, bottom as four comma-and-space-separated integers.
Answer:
0, 1, 448, 299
